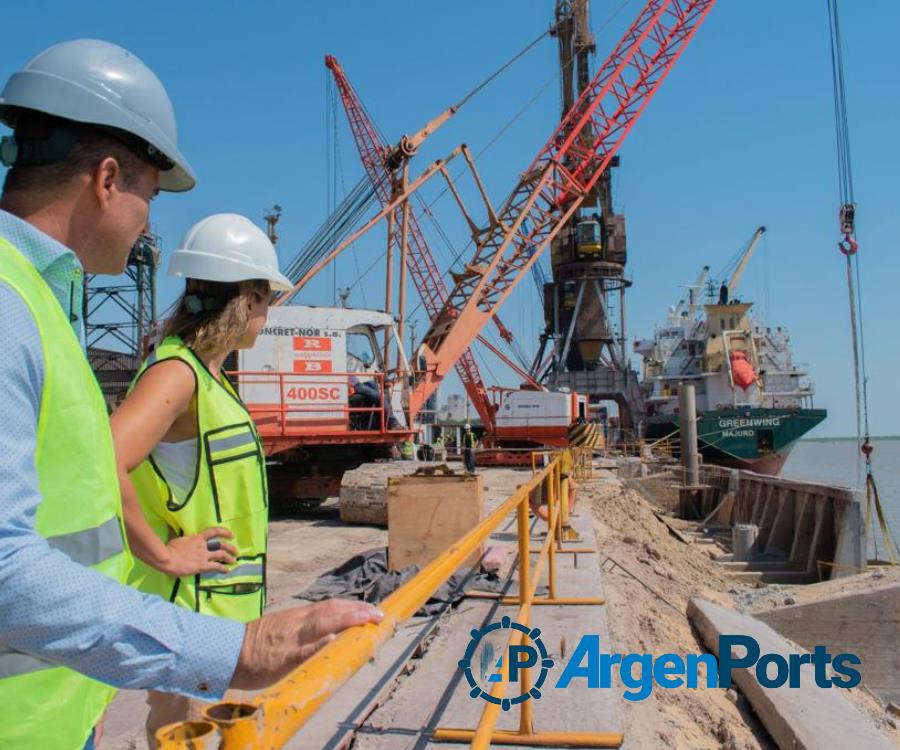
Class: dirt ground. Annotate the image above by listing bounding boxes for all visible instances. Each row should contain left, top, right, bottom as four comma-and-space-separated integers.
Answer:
583, 472, 900, 749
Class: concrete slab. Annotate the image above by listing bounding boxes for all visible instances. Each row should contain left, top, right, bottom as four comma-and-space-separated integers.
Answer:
688, 598, 894, 750
757, 582, 900, 705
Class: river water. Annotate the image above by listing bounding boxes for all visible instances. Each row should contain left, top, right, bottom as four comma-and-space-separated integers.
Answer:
781, 437, 900, 559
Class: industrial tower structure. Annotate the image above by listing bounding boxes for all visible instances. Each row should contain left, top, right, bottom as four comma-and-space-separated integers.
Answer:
533, 0, 645, 430
85, 231, 160, 407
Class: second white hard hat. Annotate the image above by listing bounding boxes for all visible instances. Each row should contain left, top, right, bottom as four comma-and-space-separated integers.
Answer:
168, 213, 293, 292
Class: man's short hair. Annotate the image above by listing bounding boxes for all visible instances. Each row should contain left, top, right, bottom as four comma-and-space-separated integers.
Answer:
2, 112, 148, 195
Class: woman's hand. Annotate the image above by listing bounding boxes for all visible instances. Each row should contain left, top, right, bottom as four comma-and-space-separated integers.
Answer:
159, 527, 238, 577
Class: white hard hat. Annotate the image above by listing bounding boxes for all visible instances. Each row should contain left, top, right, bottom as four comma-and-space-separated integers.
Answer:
464, 423, 471, 430
169, 213, 293, 291
0, 39, 195, 191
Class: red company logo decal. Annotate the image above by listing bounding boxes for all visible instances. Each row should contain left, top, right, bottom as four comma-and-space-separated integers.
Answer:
292, 336, 333, 373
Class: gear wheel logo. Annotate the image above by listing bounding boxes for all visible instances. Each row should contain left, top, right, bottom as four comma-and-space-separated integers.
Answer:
458, 615, 554, 709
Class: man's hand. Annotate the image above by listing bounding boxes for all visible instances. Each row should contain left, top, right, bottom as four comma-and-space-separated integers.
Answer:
230, 600, 384, 690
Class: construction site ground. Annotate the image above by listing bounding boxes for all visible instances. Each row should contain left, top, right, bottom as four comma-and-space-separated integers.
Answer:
103, 463, 900, 750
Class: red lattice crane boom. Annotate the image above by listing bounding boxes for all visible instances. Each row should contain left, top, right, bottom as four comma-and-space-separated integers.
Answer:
409, 0, 716, 417
324, 55, 517, 431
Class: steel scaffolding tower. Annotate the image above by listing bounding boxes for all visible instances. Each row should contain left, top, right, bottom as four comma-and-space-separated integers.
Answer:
85, 231, 160, 405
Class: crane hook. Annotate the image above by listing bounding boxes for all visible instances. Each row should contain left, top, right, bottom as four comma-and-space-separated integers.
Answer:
861, 438, 874, 459
838, 234, 858, 256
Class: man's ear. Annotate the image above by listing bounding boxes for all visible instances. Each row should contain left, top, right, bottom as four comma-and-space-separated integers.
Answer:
92, 156, 121, 209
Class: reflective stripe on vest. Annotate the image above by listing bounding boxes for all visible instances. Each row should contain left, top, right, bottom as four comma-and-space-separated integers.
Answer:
128, 337, 268, 623
207, 430, 256, 455
199, 562, 264, 582
0, 647, 53, 679
47, 515, 124, 567
0, 239, 130, 750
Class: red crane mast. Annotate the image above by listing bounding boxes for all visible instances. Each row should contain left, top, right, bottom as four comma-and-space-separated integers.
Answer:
410, 0, 716, 416
324, 55, 507, 430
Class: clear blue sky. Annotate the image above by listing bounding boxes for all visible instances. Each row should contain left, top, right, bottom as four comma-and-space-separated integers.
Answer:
3, 1, 897, 438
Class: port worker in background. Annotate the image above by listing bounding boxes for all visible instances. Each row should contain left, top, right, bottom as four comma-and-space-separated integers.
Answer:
434, 433, 447, 462
400, 437, 417, 460
109, 213, 299, 739
462, 423, 477, 473
0, 40, 381, 750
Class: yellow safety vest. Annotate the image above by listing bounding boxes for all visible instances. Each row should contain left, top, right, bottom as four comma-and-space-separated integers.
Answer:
128, 336, 268, 622
0, 239, 131, 750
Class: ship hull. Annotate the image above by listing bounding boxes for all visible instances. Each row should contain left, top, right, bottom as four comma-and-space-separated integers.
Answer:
643, 407, 827, 476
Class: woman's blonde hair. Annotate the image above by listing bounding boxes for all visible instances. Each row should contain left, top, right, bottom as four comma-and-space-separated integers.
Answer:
163, 278, 270, 355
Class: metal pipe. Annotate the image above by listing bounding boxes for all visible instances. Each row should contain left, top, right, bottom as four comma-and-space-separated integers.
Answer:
517, 498, 534, 736
397, 162, 410, 371
529, 547, 596, 555
432, 728, 624, 747
155, 721, 220, 750
501, 596, 605, 605
384, 206, 395, 368
201, 703, 261, 748
619, 279, 627, 365
548, 472, 557, 599
678, 382, 699, 486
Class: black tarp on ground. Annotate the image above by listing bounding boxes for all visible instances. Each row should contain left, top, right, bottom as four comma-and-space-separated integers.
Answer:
295, 548, 503, 616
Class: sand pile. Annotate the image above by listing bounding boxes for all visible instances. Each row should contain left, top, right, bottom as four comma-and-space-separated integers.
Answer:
584, 474, 765, 749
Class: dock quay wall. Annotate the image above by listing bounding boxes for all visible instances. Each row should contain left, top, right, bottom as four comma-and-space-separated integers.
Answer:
622, 461, 866, 582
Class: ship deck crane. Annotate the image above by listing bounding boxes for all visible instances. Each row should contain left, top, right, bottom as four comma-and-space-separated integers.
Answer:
676, 264, 709, 317
721, 225, 766, 302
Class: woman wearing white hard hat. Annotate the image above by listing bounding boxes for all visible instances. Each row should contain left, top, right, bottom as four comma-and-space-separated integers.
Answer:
109, 213, 293, 737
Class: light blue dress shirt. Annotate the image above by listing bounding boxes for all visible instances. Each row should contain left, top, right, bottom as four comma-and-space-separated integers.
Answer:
0, 209, 244, 699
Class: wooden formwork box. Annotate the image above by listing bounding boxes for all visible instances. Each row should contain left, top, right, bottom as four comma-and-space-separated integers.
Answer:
387, 472, 485, 572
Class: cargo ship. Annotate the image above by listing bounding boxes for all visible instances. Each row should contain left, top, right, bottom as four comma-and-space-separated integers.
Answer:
634, 228, 826, 474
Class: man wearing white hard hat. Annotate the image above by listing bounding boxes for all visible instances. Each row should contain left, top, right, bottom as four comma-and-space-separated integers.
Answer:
0, 41, 381, 750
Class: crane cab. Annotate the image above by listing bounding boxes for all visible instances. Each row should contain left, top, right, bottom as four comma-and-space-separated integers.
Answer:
575, 217, 602, 256
234, 305, 411, 454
